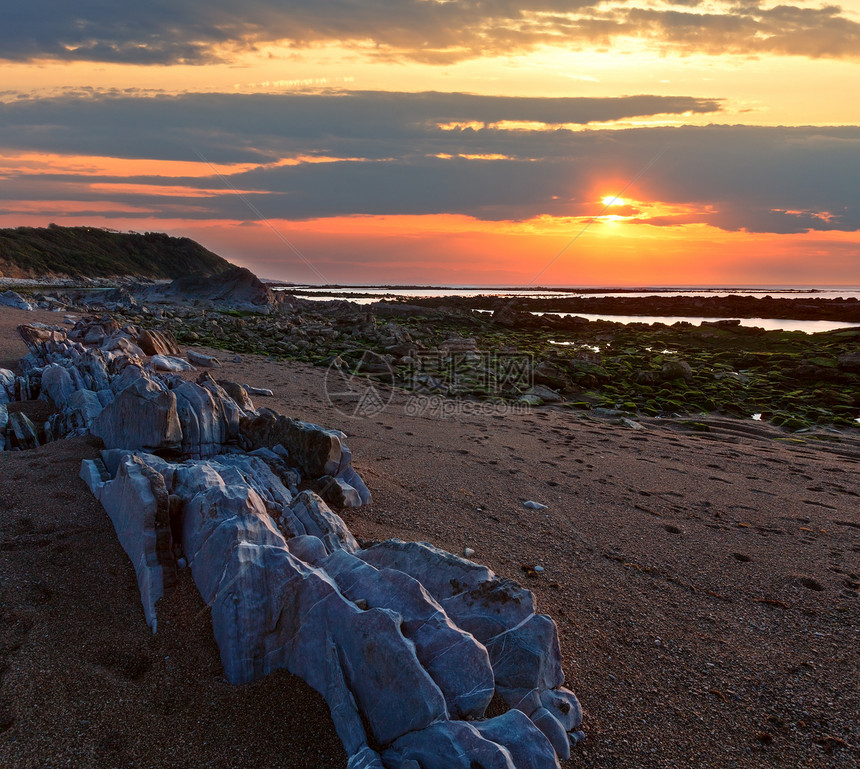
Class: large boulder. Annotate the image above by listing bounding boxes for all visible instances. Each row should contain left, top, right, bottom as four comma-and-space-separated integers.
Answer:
39, 363, 77, 409
92, 377, 182, 451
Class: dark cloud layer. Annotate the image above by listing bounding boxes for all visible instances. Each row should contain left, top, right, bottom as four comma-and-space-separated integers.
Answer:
1, 91, 859, 235
0, 91, 722, 162
3, 0, 860, 64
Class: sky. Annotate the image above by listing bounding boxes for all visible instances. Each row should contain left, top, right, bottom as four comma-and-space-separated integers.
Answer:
2, 1, 860, 286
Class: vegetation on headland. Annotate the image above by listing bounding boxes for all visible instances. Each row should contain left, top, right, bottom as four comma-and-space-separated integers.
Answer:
0, 225, 234, 280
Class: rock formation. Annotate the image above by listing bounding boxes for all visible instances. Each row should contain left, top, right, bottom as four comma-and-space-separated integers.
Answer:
5, 317, 584, 769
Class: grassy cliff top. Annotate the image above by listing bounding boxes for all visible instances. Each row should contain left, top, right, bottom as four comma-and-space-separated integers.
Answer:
0, 225, 235, 279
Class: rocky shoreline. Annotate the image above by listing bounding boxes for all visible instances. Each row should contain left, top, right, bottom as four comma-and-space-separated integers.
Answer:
2, 310, 585, 769
384, 292, 860, 323
2, 272, 859, 435
1, 298, 859, 769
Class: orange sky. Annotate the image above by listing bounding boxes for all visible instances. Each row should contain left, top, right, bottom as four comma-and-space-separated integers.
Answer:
2, 0, 860, 285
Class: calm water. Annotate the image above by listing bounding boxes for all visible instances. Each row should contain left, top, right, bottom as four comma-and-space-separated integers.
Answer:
532, 312, 860, 334
275, 285, 860, 301
275, 284, 860, 333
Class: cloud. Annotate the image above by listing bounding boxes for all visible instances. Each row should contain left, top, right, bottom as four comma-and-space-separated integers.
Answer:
2, 0, 860, 65
0, 90, 722, 163
0, 91, 858, 234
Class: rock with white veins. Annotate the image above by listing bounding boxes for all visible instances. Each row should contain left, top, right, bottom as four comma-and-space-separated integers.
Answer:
151, 354, 196, 373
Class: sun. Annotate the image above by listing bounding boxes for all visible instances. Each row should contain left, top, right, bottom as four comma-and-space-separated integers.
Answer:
602, 196, 624, 206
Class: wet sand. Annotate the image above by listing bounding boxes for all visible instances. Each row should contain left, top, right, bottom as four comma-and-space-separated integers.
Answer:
1, 305, 858, 768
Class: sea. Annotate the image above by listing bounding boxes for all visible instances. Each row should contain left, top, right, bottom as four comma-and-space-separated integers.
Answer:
271, 285, 860, 334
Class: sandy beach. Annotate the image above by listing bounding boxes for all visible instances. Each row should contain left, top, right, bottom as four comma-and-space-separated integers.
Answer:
1, 304, 858, 769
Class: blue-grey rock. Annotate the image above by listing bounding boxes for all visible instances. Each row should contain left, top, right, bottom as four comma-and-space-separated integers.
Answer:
216, 379, 256, 411
382, 720, 516, 769
321, 548, 495, 719
181, 484, 286, 604
523, 500, 548, 510
151, 354, 196, 372
187, 349, 222, 367
0, 369, 14, 403
80, 349, 111, 391
109, 361, 148, 393
358, 539, 495, 600
210, 543, 448, 745
487, 613, 564, 695
472, 710, 560, 769
440, 577, 536, 644
209, 454, 293, 516
530, 707, 570, 761
285, 491, 359, 553
286, 534, 328, 565
96, 454, 176, 631
346, 746, 385, 769
39, 364, 77, 408
540, 687, 583, 732
8, 411, 39, 450
173, 381, 233, 458
0, 403, 7, 450
63, 388, 105, 430
92, 377, 182, 451
0, 290, 34, 311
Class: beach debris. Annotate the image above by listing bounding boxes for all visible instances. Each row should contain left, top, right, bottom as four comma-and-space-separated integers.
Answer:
524, 500, 548, 510
464, 546, 476, 558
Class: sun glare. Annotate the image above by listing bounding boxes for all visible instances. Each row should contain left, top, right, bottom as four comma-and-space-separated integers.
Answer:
602, 196, 624, 206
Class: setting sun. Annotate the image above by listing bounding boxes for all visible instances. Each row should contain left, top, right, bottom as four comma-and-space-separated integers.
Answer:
602, 196, 624, 206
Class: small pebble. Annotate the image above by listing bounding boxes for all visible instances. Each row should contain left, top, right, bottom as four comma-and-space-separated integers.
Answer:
523, 500, 548, 510
534, 565, 545, 573
464, 547, 476, 558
